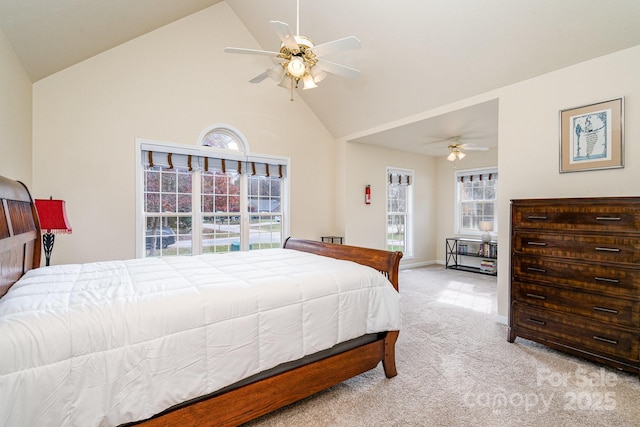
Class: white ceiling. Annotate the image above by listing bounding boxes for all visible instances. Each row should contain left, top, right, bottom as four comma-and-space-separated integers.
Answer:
2, 0, 640, 158
0, 0, 224, 81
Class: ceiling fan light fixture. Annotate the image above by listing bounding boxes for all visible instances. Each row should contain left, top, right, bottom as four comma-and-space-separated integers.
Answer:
311, 66, 327, 83
302, 74, 317, 90
447, 151, 457, 162
287, 56, 306, 78
457, 151, 466, 160
278, 75, 292, 89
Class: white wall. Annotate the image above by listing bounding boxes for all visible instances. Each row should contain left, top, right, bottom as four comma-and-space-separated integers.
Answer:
342, 141, 437, 266
0, 27, 32, 186
32, 3, 337, 264
494, 44, 640, 320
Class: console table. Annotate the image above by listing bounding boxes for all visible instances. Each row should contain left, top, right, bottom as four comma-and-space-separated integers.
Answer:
445, 237, 497, 275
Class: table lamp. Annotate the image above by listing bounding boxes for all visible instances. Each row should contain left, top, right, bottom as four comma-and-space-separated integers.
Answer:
35, 197, 72, 266
479, 221, 493, 243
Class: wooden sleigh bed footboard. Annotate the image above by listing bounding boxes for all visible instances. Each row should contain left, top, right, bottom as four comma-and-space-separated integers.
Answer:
134, 239, 402, 427
0, 174, 402, 427
136, 330, 399, 427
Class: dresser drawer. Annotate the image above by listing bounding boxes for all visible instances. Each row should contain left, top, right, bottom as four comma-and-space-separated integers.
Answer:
512, 200, 640, 233
512, 304, 639, 361
512, 255, 640, 297
512, 231, 640, 265
513, 281, 640, 327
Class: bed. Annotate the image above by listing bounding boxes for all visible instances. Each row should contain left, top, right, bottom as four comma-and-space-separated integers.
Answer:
0, 174, 402, 427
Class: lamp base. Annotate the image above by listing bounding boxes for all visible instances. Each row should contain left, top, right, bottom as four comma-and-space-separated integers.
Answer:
481, 231, 492, 243
42, 232, 55, 266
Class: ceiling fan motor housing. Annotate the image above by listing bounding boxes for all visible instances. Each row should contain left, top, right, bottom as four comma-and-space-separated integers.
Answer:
280, 36, 318, 80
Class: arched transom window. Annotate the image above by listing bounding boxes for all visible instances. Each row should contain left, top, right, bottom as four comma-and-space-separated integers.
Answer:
198, 124, 249, 153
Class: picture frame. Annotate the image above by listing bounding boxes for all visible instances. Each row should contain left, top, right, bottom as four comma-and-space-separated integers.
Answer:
559, 97, 624, 173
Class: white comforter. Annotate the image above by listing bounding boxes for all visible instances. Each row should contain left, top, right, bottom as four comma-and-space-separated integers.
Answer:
0, 249, 401, 427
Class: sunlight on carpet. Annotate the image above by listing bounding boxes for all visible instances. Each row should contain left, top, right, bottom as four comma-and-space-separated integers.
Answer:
436, 280, 493, 313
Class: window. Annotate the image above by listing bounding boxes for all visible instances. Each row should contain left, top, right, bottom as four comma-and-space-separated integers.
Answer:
386, 168, 413, 257
201, 170, 241, 253
200, 125, 244, 151
136, 127, 288, 257
144, 165, 193, 257
455, 168, 498, 236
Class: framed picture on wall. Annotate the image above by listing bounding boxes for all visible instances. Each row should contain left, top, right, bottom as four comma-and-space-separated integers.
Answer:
559, 97, 624, 173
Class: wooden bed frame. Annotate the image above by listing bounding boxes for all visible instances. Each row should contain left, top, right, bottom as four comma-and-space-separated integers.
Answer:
0, 174, 402, 427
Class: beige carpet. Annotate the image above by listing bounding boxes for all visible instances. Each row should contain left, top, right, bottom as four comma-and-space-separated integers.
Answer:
245, 265, 640, 427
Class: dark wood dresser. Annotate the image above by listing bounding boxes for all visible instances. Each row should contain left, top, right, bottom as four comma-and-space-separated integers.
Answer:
508, 197, 640, 376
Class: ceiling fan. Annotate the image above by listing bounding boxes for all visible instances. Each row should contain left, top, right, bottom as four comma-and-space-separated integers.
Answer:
224, 0, 361, 100
444, 137, 489, 161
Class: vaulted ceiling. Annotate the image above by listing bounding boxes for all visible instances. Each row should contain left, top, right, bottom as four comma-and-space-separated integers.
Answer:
2, 0, 640, 157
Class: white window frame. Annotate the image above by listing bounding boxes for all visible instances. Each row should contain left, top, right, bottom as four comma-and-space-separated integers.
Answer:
386, 167, 414, 259
135, 137, 290, 257
454, 166, 498, 237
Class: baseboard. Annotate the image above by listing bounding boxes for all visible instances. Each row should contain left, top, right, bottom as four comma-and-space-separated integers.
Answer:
495, 315, 508, 325
399, 260, 438, 270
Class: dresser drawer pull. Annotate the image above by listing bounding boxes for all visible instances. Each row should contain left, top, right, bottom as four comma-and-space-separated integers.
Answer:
527, 215, 548, 220
526, 293, 546, 300
592, 336, 618, 345
527, 318, 546, 326
527, 267, 547, 273
595, 247, 621, 252
595, 216, 622, 221
594, 276, 620, 284
593, 306, 619, 314
527, 242, 547, 246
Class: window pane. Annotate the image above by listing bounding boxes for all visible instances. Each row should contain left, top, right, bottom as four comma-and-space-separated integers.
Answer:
249, 215, 282, 250
202, 195, 214, 213
163, 194, 177, 213
387, 213, 405, 252
145, 193, 160, 213
177, 173, 191, 193
202, 130, 240, 150
202, 214, 240, 253
145, 216, 188, 257
248, 176, 281, 214
161, 172, 176, 192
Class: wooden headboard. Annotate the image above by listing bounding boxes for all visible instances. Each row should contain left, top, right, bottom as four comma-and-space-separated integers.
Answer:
0, 175, 41, 298
283, 237, 402, 291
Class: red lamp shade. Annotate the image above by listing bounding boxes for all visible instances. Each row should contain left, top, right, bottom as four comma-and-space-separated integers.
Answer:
35, 199, 72, 234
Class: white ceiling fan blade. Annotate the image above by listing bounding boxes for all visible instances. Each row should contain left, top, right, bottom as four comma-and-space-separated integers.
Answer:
460, 144, 489, 151
224, 47, 281, 57
316, 59, 360, 79
312, 36, 361, 57
249, 71, 269, 83
249, 65, 285, 84
270, 21, 299, 52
